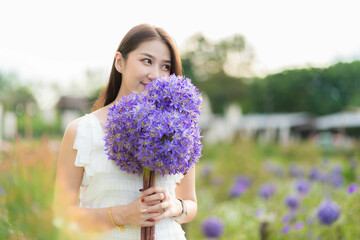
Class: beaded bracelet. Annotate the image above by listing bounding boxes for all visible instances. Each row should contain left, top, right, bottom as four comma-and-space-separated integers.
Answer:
108, 207, 125, 231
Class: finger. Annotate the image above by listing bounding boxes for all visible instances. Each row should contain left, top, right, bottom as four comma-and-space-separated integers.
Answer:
140, 212, 161, 219
146, 201, 169, 213
142, 192, 165, 202
140, 186, 165, 197
144, 200, 162, 206
140, 221, 157, 227
153, 209, 171, 222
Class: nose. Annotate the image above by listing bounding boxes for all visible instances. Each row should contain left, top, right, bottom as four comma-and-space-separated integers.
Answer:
147, 67, 160, 81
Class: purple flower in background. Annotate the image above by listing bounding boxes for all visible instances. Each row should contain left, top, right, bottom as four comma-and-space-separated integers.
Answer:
201, 163, 213, 178
329, 173, 343, 188
230, 175, 252, 197
104, 74, 202, 176
295, 178, 311, 194
282, 225, 290, 234
331, 165, 342, 175
258, 183, 276, 199
348, 183, 358, 194
294, 221, 304, 230
273, 167, 284, 177
285, 195, 300, 210
282, 214, 290, 224
309, 167, 322, 181
317, 199, 340, 225
0, 187, 4, 196
289, 164, 304, 178
202, 217, 224, 238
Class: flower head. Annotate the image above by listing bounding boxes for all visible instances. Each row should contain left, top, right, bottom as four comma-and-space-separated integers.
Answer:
295, 178, 311, 194
348, 183, 358, 194
285, 195, 300, 210
229, 175, 251, 198
104, 74, 203, 176
258, 183, 276, 199
201, 217, 224, 238
317, 199, 340, 225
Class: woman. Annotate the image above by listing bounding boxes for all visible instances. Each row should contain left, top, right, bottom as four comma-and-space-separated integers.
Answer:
53, 24, 197, 240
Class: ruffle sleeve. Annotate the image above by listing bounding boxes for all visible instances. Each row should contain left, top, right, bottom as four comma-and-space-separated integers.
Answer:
73, 114, 109, 184
73, 115, 93, 168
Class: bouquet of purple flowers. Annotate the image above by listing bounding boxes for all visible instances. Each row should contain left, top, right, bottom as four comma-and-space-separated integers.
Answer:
104, 74, 202, 239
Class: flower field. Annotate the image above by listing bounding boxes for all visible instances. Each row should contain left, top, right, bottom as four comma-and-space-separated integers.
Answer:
187, 140, 360, 239
0, 137, 359, 239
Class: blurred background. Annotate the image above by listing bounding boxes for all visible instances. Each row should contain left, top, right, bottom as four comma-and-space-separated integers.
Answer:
1, 0, 360, 239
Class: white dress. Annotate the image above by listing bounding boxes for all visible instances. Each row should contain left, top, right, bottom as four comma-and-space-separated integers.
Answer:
73, 114, 186, 240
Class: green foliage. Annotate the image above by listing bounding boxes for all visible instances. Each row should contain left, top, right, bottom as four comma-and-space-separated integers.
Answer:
242, 61, 360, 115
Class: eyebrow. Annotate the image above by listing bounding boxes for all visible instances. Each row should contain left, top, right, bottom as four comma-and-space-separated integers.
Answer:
140, 53, 171, 64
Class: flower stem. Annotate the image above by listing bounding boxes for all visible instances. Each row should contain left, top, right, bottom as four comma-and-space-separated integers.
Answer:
141, 167, 156, 240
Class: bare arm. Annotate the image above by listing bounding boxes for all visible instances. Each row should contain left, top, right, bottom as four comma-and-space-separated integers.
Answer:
52, 118, 114, 231
174, 167, 197, 223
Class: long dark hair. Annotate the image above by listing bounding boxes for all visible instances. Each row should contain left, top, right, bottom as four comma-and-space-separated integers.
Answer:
92, 24, 182, 111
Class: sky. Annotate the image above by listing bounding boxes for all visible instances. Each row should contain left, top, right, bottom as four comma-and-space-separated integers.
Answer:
1, 0, 360, 109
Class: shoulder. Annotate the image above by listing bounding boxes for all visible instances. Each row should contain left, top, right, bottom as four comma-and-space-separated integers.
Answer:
63, 116, 86, 139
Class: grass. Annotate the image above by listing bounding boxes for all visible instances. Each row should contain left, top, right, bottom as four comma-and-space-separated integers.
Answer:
0, 137, 359, 239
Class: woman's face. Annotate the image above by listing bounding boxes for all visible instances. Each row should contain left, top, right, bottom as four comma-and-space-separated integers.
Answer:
115, 39, 171, 96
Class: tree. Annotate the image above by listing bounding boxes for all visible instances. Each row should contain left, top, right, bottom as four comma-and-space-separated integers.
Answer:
181, 33, 254, 114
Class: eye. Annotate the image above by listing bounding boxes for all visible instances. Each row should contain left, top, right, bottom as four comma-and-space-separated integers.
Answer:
142, 58, 152, 64
162, 64, 171, 71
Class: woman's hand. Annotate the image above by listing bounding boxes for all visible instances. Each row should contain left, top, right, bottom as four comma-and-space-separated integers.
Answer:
139, 186, 183, 223
111, 197, 158, 227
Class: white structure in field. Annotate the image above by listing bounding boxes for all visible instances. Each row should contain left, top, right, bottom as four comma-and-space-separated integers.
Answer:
3, 111, 17, 140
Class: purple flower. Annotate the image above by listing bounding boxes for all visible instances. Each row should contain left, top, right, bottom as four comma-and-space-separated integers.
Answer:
294, 221, 304, 230
295, 178, 311, 194
309, 167, 322, 181
229, 176, 251, 198
327, 172, 344, 188
258, 183, 276, 199
282, 225, 290, 234
348, 183, 358, 194
282, 214, 290, 224
285, 195, 300, 210
289, 164, 304, 177
201, 164, 213, 178
317, 199, 340, 225
201, 217, 224, 238
104, 74, 203, 176
0, 187, 4, 196
331, 165, 342, 175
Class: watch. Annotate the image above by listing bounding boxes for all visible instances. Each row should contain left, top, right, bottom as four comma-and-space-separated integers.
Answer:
172, 198, 187, 222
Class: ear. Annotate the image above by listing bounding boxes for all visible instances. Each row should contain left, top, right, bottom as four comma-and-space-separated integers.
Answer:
114, 51, 124, 73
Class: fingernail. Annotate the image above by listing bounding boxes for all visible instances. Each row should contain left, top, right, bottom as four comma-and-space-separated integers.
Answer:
139, 189, 144, 192
141, 198, 145, 202
149, 218, 155, 222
